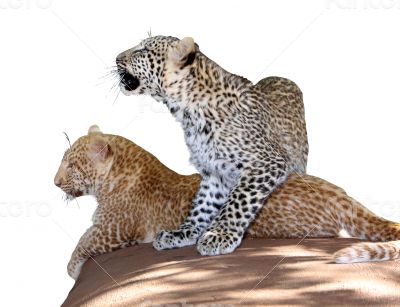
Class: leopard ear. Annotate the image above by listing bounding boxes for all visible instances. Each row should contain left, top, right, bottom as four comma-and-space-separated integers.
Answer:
169, 37, 198, 68
88, 125, 102, 135
88, 135, 113, 162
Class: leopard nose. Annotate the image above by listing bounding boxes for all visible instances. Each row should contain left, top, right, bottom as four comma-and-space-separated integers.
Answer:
116, 48, 133, 65
54, 177, 63, 187
116, 53, 127, 66
116, 57, 124, 65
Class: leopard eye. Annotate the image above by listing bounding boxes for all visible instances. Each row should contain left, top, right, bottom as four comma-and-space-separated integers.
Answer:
133, 47, 149, 54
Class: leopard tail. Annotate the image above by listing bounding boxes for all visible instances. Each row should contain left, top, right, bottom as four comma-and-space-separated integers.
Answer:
333, 201, 400, 263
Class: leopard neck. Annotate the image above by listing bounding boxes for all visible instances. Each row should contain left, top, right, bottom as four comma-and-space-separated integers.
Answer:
93, 138, 146, 205
159, 52, 252, 124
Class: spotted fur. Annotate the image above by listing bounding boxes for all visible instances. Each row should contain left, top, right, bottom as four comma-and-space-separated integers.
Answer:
55, 126, 400, 279
116, 35, 308, 255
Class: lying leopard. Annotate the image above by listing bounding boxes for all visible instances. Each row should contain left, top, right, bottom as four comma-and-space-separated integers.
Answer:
55, 126, 400, 279
116, 35, 309, 255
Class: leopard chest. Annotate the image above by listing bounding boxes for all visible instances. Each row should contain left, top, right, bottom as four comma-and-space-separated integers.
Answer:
181, 109, 218, 172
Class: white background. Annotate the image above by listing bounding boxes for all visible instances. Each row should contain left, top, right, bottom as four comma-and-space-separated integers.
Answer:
1, 0, 400, 306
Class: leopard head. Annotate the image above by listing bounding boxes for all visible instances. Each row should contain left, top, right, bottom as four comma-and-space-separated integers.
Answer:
116, 35, 200, 101
54, 125, 114, 200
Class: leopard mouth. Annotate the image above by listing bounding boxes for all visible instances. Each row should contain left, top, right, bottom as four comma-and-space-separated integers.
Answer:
64, 190, 84, 201
118, 69, 140, 92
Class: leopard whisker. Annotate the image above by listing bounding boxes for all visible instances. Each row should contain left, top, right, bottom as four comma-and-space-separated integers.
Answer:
112, 86, 121, 105
95, 66, 121, 87
110, 74, 123, 90
111, 74, 124, 105
106, 73, 123, 100
74, 198, 80, 209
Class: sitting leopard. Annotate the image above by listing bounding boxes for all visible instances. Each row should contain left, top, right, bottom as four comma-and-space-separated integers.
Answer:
55, 125, 400, 279
116, 35, 309, 255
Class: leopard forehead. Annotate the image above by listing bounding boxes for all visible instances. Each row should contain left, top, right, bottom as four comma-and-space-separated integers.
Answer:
118, 35, 179, 71
54, 137, 94, 195
139, 35, 179, 49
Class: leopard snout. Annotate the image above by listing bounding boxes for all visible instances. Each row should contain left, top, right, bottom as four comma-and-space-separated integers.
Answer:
54, 176, 63, 187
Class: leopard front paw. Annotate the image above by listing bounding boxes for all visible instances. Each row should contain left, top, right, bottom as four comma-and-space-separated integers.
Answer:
152, 229, 198, 251
197, 228, 242, 256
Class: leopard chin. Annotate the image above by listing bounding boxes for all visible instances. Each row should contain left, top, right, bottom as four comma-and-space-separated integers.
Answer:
64, 190, 83, 201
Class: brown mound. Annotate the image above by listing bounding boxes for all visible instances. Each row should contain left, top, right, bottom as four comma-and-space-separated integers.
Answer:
62, 238, 400, 306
